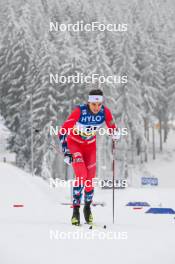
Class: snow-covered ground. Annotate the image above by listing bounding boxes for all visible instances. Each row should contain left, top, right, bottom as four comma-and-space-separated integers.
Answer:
0, 161, 175, 264
0, 116, 175, 264
145, 130, 175, 188
130, 129, 175, 188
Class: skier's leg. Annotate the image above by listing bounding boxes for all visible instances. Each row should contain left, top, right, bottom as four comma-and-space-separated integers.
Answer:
83, 141, 96, 202
71, 206, 80, 226
83, 142, 96, 224
67, 137, 88, 207
72, 186, 84, 207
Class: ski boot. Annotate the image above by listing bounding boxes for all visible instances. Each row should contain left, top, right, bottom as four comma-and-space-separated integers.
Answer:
71, 206, 80, 226
83, 201, 93, 225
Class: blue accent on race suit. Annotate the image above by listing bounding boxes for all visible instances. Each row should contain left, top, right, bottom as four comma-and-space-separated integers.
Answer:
59, 104, 106, 153
77, 104, 105, 139
73, 186, 84, 206
84, 189, 94, 203
59, 134, 69, 154
79, 104, 105, 125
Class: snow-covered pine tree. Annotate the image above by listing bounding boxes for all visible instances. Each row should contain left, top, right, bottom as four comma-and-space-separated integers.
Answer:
0, 7, 29, 159
113, 30, 143, 164
166, 45, 175, 119
28, 38, 59, 176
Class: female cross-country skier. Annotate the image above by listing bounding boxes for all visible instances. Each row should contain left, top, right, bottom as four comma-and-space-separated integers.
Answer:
58, 89, 119, 226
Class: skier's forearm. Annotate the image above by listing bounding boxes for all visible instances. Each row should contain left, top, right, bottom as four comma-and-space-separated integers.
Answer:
58, 107, 81, 154
58, 107, 81, 136
104, 106, 118, 133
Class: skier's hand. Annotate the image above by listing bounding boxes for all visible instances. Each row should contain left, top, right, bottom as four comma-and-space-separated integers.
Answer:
112, 131, 121, 142
64, 153, 73, 165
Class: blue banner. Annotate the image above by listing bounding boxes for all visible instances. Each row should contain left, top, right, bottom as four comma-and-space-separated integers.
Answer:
141, 177, 158, 186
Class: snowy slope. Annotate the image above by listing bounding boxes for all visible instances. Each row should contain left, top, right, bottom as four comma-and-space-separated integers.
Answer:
146, 129, 175, 187
130, 129, 175, 188
0, 162, 175, 264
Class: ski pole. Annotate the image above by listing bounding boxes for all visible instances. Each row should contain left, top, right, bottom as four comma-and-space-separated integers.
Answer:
112, 139, 116, 224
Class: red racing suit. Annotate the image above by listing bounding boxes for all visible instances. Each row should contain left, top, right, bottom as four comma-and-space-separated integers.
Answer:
58, 104, 117, 206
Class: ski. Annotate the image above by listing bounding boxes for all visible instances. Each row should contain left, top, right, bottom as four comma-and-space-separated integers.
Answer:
84, 223, 107, 229
61, 202, 106, 207
71, 223, 107, 229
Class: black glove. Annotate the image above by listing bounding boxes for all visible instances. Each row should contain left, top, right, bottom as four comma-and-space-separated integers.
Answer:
64, 153, 73, 165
